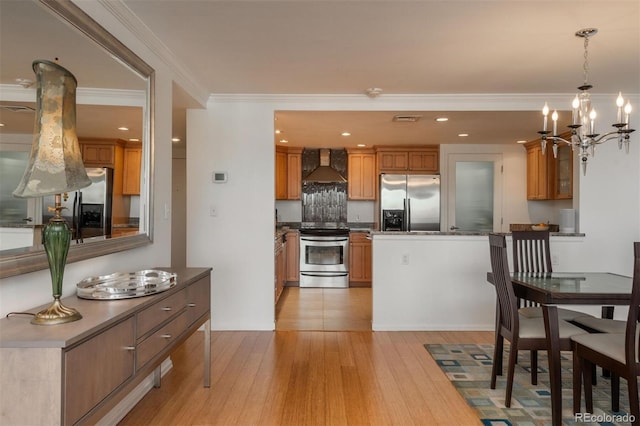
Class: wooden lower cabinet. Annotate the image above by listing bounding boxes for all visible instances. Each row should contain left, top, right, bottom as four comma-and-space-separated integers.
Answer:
0, 267, 211, 426
349, 232, 372, 287
275, 238, 285, 303
285, 231, 299, 283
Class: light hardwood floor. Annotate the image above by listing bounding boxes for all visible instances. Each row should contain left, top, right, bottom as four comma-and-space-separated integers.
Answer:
276, 287, 372, 331
120, 288, 492, 425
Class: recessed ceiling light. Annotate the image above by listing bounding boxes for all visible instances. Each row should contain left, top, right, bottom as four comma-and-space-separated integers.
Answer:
458, 133, 469, 137
172, 137, 181, 142
516, 140, 528, 144
118, 127, 129, 131
275, 129, 281, 134
279, 139, 288, 143
341, 132, 351, 137
357, 144, 366, 147
435, 117, 449, 122
0, 123, 4, 127
129, 138, 140, 142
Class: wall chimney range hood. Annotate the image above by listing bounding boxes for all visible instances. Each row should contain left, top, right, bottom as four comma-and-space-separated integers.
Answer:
303, 149, 347, 183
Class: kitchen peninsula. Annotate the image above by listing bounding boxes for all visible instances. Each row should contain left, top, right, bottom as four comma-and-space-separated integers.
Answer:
370, 231, 591, 331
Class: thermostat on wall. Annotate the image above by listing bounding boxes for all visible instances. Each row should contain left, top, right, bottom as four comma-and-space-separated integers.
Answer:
212, 171, 227, 183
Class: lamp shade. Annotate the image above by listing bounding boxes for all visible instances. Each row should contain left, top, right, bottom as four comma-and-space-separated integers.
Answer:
13, 60, 90, 198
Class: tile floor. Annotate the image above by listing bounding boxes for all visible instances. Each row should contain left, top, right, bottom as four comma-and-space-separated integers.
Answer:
275, 286, 372, 331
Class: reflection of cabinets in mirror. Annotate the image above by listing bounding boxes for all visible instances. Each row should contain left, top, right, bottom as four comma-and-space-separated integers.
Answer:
80, 138, 124, 168
275, 146, 302, 200
524, 132, 573, 200
123, 143, 142, 195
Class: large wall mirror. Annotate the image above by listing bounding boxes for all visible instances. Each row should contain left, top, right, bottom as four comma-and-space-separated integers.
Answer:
0, 0, 154, 278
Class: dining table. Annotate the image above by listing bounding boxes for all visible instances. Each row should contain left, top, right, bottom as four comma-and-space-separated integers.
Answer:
486, 271, 633, 426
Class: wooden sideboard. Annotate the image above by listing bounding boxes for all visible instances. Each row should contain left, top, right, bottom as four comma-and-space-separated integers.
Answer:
0, 267, 212, 425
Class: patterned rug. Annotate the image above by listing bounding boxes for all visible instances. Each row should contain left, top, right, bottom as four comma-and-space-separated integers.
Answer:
425, 343, 635, 426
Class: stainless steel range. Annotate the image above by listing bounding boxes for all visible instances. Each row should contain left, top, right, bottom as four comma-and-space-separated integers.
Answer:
299, 224, 349, 288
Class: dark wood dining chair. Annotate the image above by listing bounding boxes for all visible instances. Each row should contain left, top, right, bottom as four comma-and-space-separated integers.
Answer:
488, 233, 588, 407
571, 242, 640, 425
511, 230, 587, 320
511, 230, 590, 385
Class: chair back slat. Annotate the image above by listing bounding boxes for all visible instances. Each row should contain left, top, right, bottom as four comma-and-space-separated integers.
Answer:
512, 230, 552, 274
489, 234, 518, 335
626, 242, 640, 366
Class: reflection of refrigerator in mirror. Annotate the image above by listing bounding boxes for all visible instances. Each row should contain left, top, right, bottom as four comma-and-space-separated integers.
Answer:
42, 167, 113, 240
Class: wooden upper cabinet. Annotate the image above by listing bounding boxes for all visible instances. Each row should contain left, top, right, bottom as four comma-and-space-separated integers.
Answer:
275, 146, 301, 200
275, 147, 288, 200
80, 138, 126, 168
376, 145, 439, 174
347, 149, 376, 200
286, 148, 302, 200
123, 142, 142, 195
408, 149, 438, 172
377, 151, 408, 171
524, 132, 573, 200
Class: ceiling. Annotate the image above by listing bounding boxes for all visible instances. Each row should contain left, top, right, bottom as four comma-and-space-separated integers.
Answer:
1, 1, 639, 149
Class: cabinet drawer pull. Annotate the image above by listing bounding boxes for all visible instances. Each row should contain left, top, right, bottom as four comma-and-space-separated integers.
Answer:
160, 334, 172, 339
124, 346, 136, 351
160, 307, 172, 311
187, 303, 196, 307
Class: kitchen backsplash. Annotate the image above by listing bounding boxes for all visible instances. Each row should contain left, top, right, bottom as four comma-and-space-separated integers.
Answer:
301, 148, 348, 223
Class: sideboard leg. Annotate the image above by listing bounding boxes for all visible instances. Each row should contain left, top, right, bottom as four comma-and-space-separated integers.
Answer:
204, 317, 211, 388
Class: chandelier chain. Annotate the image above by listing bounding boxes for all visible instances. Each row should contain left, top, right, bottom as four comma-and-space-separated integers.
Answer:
582, 35, 590, 86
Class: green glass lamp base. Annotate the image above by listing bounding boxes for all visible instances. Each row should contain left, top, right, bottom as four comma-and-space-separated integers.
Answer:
33, 201, 82, 325
31, 297, 82, 325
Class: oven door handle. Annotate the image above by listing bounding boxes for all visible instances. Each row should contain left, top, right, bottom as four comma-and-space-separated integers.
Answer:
300, 272, 349, 277
300, 237, 349, 242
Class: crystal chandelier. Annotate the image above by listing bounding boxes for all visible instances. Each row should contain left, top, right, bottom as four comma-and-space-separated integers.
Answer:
538, 28, 635, 175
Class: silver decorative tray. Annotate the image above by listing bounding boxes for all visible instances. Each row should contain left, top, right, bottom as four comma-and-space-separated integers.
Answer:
77, 270, 177, 300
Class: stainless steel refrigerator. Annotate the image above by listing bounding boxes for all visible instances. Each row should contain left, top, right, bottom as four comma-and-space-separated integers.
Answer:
42, 167, 114, 240
379, 174, 440, 231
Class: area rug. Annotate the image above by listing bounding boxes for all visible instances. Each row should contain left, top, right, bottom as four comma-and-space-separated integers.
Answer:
425, 343, 635, 426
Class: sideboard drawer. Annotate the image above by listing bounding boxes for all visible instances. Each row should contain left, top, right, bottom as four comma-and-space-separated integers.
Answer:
136, 310, 188, 370
136, 290, 187, 339
187, 276, 210, 326
64, 317, 135, 425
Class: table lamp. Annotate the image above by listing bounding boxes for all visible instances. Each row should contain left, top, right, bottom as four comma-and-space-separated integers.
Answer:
13, 60, 91, 325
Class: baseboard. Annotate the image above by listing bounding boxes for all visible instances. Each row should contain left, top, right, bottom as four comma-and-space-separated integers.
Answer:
96, 357, 173, 425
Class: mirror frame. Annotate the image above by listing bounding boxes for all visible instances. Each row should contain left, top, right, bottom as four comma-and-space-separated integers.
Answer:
0, 0, 155, 279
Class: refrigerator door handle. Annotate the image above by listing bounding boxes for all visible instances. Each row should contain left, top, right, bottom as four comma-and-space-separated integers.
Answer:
406, 198, 411, 232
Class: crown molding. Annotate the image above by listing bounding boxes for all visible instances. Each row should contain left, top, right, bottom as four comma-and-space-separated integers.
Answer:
0, 84, 145, 106
96, 0, 209, 107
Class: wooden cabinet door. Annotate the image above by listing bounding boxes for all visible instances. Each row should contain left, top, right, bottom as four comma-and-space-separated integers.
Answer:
275, 243, 285, 303
81, 143, 115, 167
349, 232, 371, 286
275, 150, 287, 200
285, 231, 299, 282
64, 317, 135, 425
552, 144, 573, 199
408, 150, 438, 173
525, 142, 549, 200
123, 146, 142, 195
348, 152, 376, 200
286, 151, 301, 200
378, 151, 408, 171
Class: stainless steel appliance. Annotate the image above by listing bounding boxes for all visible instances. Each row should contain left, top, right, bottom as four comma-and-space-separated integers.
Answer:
299, 226, 349, 288
380, 174, 440, 231
43, 167, 114, 240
